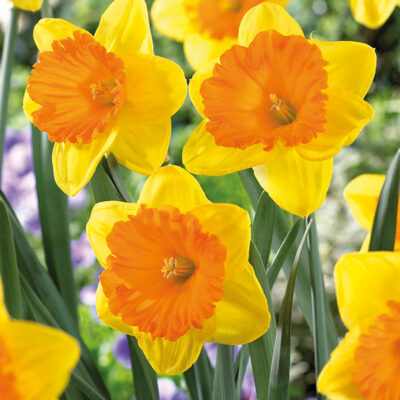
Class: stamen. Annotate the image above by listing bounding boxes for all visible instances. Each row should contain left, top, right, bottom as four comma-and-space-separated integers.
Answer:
161, 257, 195, 280
269, 93, 297, 125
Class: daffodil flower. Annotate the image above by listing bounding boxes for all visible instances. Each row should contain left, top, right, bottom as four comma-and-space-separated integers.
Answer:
86, 165, 270, 374
8, 0, 43, 11
349, 0, 400, 29
318, 252, 400, 400
344, 174, 400, 251
183, 2, 376, 217
0, 278, 80, 399
151, 0, 288, 69
24, 0, 187, 196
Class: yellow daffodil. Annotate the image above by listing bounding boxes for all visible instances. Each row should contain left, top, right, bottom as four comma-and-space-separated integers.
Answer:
182, 2, 376, 217
9, 0, 43, 11
349, 0, 400, 29
344, 174, 400, 251
0, 278, 80, 399
151, 0, 289, 69
318, 252, 400, 400
23, 0, 187, 196
87, 165, 270, 374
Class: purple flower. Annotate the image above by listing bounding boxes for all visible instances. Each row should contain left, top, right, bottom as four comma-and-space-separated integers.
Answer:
71, 232, 96, 268
158, 378, 188, 400
79, 285, 97, 306
1, 127, 41, 235
69, 188, 89, 209
204, 343, 241, 367
241, 370, 256, 400
113, 335, 131, 369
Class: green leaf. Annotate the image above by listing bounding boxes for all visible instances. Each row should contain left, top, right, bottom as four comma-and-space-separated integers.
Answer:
184, 348, 214, 400
31, 126, 78, 323
0, 7, 19, 184
267, 218, 303, 287
306, 216, 329, 400
127, 336, 159, 400
0, 191, 111, 399
234, 345, 250, 400
238, 170, 263, 209
106, 153, 131, 202
212, 345, 237, 400
0, 199, 22, 318
71, 372, 110, 400
90, 159, 121, 202
268, 219, 312, 400
248, 242, 277, 400
369, 149, 400, 251
252, 192, 276, 266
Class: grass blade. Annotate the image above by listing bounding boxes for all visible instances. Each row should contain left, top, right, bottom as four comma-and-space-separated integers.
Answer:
268, 220, 312, 400
31, 126, 78, 323
0, 199, 22, 318
369, 149, 400, 251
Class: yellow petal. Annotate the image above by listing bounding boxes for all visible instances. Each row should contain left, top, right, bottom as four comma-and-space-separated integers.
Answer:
253, 146, 333, 217
138, 165, 210, 212
87, 202, 141, 268
335, 252, 400, 329
151, 0, 195, 42
95, 0, 153, 55
349, 0, 398, 29
184, 34, 236, 70
136, 317, 216, 375
190, 204, 251, 281
11, 0, 43, 11
96, 283, 137, 335
0, 278, 9, 322
33, 18, 88, 52
296, 88, 375, 161
122, 52, 187, 124
189, 59, 218, 117
317, 328, 364, 400
52, 128, 117, 196
4, 320, 80, 400
22, 89, 39, 122
183, 121, 276, 175
343, 174, 384, 231
238, 2, 303, 47
211, 263, 270, 344
110, 115, 170, 176
313, 40, 376, 98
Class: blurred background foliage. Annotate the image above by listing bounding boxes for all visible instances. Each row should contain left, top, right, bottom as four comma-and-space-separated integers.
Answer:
0, 0, 399, 398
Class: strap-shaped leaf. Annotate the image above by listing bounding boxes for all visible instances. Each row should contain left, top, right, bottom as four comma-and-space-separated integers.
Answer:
212, 345, 237, 400
369, 149, 400, 251
268, 220, 312, 400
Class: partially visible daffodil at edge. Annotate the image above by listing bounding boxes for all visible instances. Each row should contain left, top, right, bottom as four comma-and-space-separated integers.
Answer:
23, 0, 187, 196
344, 174, 400, 251
318, 252, 400, 400
151, 0, 289, 69
349, 0, 400, 29
0, 277, 80, 399
86, 165, 270, 375
182, 2, 376, 217
8, 0, 43, 11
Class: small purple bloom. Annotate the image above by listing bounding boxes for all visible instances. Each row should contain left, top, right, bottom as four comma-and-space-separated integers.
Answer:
79, 285, 97, 306
113, 335, 131, 369
158, 378, 188, 400
241, 370, 256, 400
71, 232, 96, 268
69, 188, 89, 209
204, 343, 241, 367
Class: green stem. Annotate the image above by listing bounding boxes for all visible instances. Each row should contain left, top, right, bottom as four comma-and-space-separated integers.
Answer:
213, 345, 237, 400
40, 0, 53, 18
305, 216, 329, 400
0, 7, 19, 185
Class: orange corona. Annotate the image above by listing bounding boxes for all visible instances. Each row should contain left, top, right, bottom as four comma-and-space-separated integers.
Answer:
28, 31, 126, 144
0, 337, 22, 400
100, 205, 226, 341
353, 301, 400, 400
183, 0, 265, 40
201, 30, 328, 151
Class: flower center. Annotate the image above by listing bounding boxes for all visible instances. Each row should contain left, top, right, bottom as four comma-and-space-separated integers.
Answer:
353, 301, 400, 400
161, 257, 195, 280
183, 0, 264, 39
27, 31, 126, 144
201, 30, 328, 151
269, 94, 296, 125
101, 205, 226, 341
0, 336, 22, 400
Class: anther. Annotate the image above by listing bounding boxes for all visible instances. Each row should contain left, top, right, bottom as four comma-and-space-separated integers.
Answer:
269, 93, 296, 125
161, 257, 195, 280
